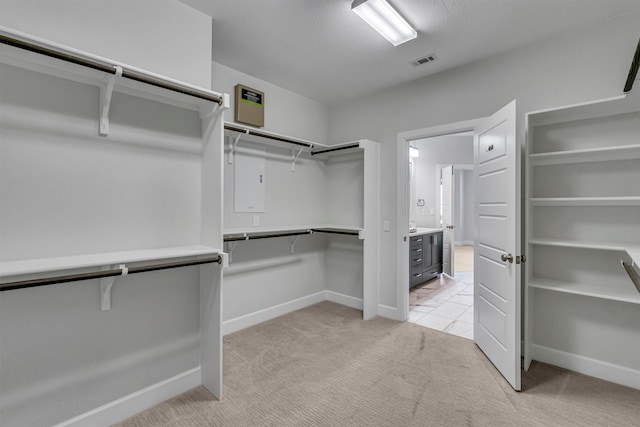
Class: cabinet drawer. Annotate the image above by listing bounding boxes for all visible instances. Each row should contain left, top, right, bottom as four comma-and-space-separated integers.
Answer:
410, 272, 425, 287
411, 236, 424, 247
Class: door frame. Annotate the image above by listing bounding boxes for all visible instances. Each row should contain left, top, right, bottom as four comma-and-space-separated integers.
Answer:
397, 119, 482, 321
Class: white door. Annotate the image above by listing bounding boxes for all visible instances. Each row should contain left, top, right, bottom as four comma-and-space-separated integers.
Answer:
473, 100, 521, 391
441, 165, 454, 277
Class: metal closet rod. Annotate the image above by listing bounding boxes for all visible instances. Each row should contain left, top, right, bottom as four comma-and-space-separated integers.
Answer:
224, 230, 312, 242
224, 228, 360, 242
311, 143, 360, 156
311, 228, 360, 236
0, 255, 222, 292
0, 35, 224, 106
623, 37, 639, 94
621, 261, 640, 294
225, 124, 313, 148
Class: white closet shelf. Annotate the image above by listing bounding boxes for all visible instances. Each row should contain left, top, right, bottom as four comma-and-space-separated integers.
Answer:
528, 144, 640, 166
0, 245, 222, 278
529, 239, 640, 264
528, 278, 640, 304
224, 224, 364, 239
527, 93, 639, 127
0, 27, 228, 115
529, 196, 640, 206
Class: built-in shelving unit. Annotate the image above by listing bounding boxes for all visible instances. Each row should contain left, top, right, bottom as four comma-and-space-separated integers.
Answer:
221, 123, 379, 327
524, 90, 640, 390
0, 27, 230, 425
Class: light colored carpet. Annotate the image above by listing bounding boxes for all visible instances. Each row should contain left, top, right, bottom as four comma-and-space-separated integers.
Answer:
115, 302, 640, 426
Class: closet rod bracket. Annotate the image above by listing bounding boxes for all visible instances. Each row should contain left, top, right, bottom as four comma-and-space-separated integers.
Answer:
228, 131, 247, 164
99, 65, 123, 137
100, 263, 127, 311
291, 147, 306, 172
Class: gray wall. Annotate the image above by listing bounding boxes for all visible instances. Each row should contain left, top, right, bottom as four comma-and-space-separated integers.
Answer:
328, 12, 640, 312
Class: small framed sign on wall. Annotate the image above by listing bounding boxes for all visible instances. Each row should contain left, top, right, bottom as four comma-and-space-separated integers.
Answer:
235, 84, 264, 127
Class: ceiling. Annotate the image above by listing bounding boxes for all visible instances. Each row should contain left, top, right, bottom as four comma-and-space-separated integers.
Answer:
181, 0, 640, 106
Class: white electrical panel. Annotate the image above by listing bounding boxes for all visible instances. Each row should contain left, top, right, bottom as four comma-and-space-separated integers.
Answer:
234, 145, 266, 213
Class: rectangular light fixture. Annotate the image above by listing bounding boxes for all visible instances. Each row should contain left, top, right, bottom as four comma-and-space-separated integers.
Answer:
410, 146, 420, 158
352, 0, 417, 46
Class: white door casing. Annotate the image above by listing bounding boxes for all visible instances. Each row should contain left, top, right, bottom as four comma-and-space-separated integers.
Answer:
473, 100, 521, 391
441, 165, 454, 277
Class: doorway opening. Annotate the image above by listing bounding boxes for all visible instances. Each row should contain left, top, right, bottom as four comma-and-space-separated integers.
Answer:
405, 133, 476, 339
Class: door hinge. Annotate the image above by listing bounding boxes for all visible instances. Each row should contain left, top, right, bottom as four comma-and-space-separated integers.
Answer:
516, 255, 527, 264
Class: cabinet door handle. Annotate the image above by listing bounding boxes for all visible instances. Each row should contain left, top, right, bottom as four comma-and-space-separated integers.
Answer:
415, 258, 422, 263
416, 238, 422, 242
414, 273, 422, 278
416, 248, 422, 252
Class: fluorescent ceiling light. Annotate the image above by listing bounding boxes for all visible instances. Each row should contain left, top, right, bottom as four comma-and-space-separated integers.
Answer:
410, 146, 420, 158
352, 0, 417, 46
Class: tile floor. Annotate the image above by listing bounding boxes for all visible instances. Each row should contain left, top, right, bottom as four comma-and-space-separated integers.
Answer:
408, 271, 474, 340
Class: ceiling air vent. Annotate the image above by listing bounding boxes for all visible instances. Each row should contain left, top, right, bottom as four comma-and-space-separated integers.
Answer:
413, 54, 438, 66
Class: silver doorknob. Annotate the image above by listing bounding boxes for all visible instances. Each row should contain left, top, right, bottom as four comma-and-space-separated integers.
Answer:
501, 253, 514, 263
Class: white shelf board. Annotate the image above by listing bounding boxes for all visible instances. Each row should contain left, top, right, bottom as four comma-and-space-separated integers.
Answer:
528, 278, 640, 304
529, 239, 640, 265
224, 224, 363, 236
0, 33, 225, 113
224, 122, 320, 149
527, 92, 639, 127
528, 197, 640, 206
529, 144, 640, 166
0, 246, 221, 278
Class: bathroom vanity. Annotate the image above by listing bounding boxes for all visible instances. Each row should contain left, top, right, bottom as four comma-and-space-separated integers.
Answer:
409, 228, 443, 287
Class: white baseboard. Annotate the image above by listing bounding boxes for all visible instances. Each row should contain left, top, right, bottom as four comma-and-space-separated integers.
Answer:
326, 290, 363, 310
223, 291, 326, 335
378, 304, 400, 321
54, 367, 201, 427
531, 344, 640, 390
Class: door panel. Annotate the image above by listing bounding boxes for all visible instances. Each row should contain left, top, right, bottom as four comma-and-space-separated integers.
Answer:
474, 100, 521, 391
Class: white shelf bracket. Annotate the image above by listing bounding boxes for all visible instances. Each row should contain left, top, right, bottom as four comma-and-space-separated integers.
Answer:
290, 235, 302, 254
100, 263, 127, 311
99, 66, 123, 137
291, 147, 305, 172
228, 131, 245, 164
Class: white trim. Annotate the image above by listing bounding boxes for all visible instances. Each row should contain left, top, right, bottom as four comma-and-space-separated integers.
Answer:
326, 290, 363, 310
223, 291, 326, 335
531, 344, 640, 390
54, 368, 201, 427
455, 241, 474, 246
397, 119, 483, 323
377, 304, 400, 320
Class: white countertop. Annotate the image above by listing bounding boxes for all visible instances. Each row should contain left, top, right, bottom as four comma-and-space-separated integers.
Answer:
409, 227, 443, 237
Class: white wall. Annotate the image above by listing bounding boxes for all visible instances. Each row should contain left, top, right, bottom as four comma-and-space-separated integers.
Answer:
328, 12, 640, 312
411, 135, 473, 228
211, 61, 329, 143
0, 2, 214, 425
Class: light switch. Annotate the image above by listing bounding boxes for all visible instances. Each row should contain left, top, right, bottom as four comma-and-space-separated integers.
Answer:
430, 207, 435, 216
383, 220, 390, 232
253, 215, 260, 226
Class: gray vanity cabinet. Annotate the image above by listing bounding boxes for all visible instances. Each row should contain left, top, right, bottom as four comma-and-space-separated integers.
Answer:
410, 231, 443, 288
